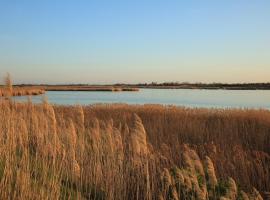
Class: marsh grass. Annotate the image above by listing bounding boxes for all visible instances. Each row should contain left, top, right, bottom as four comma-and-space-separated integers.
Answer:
0, 99, 268, 199
0, 87, 45, 97
44, 86, 139, 92
0, 73, 45, 97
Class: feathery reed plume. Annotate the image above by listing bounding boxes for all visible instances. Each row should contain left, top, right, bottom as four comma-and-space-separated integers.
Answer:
182, 144, 207, 200
4, 73, 12, 96
160, 168, 179, 200
170, 187, 179, 200
42, 99, 60, 162
250, 188, 263, 200
161, 168, 172, 191
224, 177, 238, 200
0, 101, 268, 199
129, 114, 148, 165
204, 156, 218, 189
172, 167, 185, 186
128, 114, 151, 200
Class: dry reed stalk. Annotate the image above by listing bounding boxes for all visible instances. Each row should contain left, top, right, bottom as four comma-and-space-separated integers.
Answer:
103, 119, 114, 154
126, 114, 151, 200
13, 150, 31, 200
42, 101, 62, 166
69, 120, 80, 178
129, 114, 148, 165
76, 104, 85, 131
112, 127, 124, 163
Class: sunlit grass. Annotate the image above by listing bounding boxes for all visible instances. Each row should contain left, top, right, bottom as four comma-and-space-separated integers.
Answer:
0, 100, 268, 199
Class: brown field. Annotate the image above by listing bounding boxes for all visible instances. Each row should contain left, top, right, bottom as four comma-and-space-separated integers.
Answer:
0, 99, 268, 200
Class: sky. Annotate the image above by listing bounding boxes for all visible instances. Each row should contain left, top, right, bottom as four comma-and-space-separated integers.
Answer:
0, 0, 269, 84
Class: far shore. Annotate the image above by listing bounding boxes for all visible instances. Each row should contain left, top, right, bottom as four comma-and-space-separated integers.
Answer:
1, 82, 270, 97
43, 86, 139, 92
16, 82, 270, 91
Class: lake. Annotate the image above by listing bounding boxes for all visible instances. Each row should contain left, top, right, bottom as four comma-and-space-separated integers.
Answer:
14, 89, 270, 109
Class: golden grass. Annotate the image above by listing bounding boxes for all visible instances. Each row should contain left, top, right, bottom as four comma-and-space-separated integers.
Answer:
0, 100, 269, 199
0, 73, 45, 97
0, 87, 45, 97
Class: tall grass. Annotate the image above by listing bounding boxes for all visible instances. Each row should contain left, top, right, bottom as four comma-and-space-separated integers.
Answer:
0, 100, 268, 199
85, 104, 270, 192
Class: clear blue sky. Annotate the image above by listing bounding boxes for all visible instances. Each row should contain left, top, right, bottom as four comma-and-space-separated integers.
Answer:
0, 0, 269, 84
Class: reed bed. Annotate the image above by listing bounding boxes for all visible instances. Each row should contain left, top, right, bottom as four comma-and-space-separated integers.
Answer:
84, 104, 270, 192
0, 87, 45, 97
0, 100, 269, 199
1, 73, 45, 97
44, 86, 139, 92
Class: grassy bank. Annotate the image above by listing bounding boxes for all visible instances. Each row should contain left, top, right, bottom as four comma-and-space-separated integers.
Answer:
0, 74, 138, 96
23, 85, 139, 92
0, 74, 45, 97
0, 85, 138, 96
0, 100, 268, 199
19, 82, 270, 92
44, 85, 139, 92
0, 87, 45, 97
132, 82, 270, 90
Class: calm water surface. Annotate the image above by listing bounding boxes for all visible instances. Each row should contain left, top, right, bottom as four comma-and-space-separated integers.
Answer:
14, 89, 270, 109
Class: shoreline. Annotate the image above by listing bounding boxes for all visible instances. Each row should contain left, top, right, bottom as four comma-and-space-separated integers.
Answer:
14, 83, 270, 91
1, 83, 270, 97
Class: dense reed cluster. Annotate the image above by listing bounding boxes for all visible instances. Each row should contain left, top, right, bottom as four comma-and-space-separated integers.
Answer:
0, 100, 269, 199
0, 87, 45, 97
85, 105, 270, 193
0, 73, 44, 96
0, 73, 45, 97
